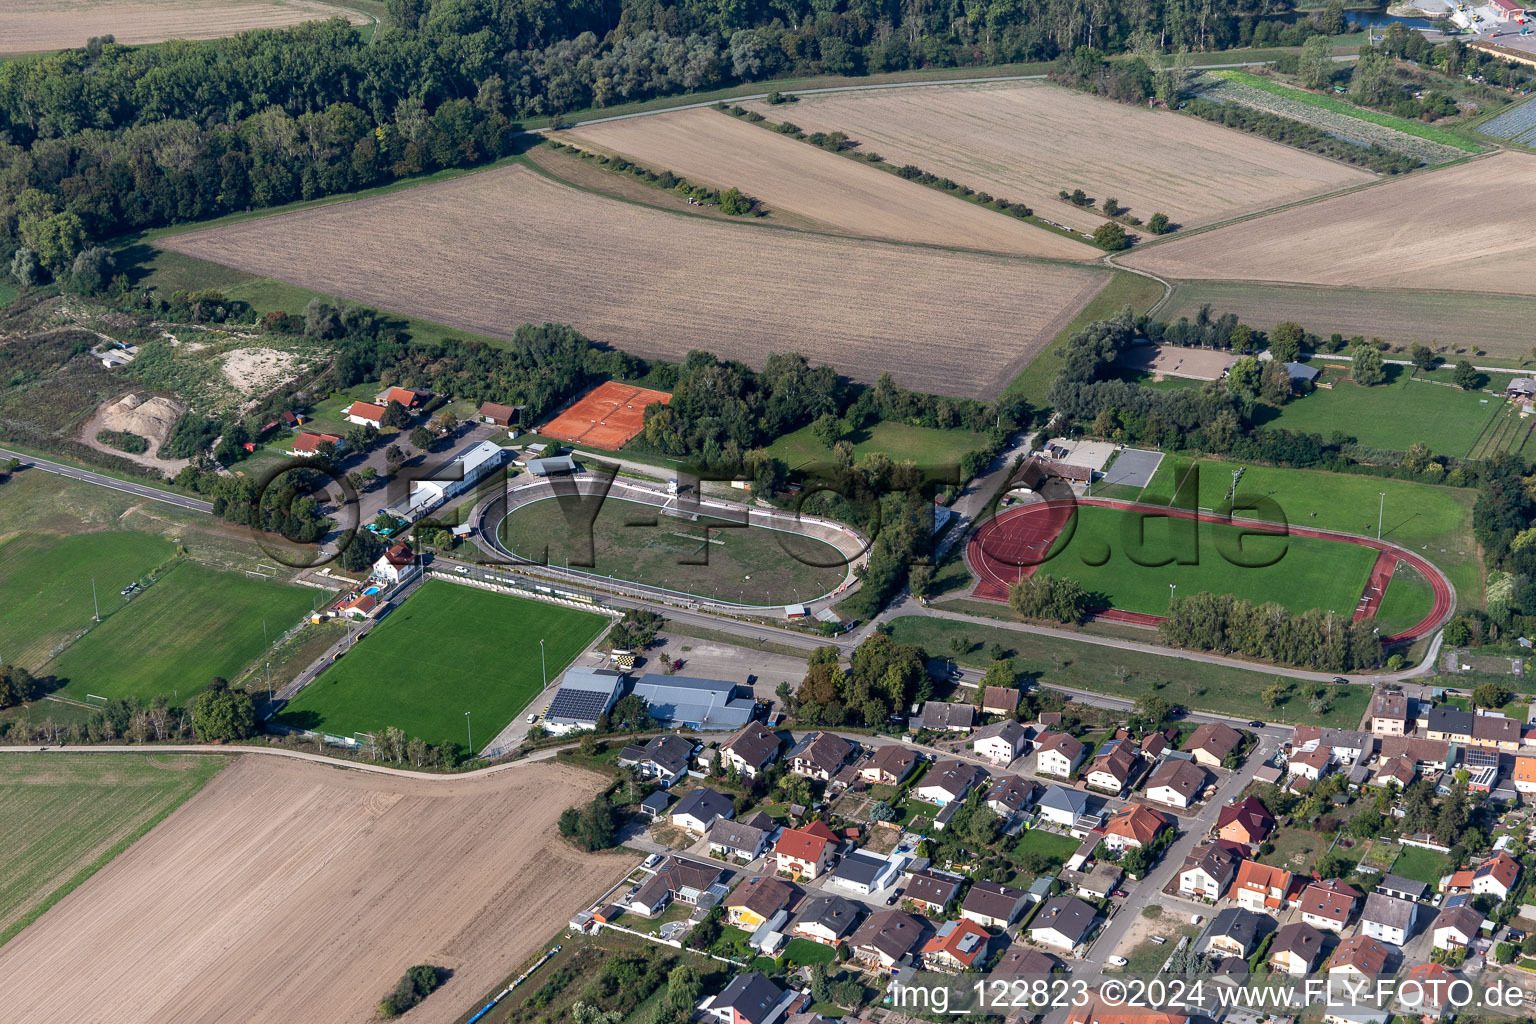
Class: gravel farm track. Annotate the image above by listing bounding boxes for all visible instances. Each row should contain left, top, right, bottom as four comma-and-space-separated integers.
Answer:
159, 164, 1112, 399
0, 0, 371, 55
0, 755, 628, 1024
741, 80, 1374, 234
1125, 151, 1536, 295
563, 106, 1098, 258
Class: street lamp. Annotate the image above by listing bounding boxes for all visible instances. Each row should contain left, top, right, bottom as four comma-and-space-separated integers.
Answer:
1169, 582, 1176, 606
465, 711, 472, 753
1378, 492, 1386, 541
540, 637, 547, 688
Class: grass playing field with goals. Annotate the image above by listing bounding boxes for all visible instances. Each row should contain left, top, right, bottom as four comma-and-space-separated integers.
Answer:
1134, 456, 1480, 609
497, 496, 848, 606
0, 753, 227, 947
0, 531, 177, 672
273, 580, 610, 748
1033, 505, 1376, 617
45, 561, 317, 704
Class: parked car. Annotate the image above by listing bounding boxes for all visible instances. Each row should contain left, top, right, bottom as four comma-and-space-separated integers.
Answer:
1191, 914, 1203, 924
643, 854, 660, 868
1248, 721, 1265, 728
456, 565, 469, 574
1108, 956, 1128, 967
1111, 889, 1128, 898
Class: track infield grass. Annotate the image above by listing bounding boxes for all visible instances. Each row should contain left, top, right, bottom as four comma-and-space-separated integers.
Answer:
274, 580, 609, 747
1374, 564, 1437, 637
1032, 505, 1377, 618
497, 496, 847, 606
885, 615, 1371, 727
0, 753, 227, 947
45, 561, 317, 703
1136, 457, 1479, 610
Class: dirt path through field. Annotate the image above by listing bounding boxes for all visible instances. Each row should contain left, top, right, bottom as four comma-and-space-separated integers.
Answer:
0, 755, 627, 1024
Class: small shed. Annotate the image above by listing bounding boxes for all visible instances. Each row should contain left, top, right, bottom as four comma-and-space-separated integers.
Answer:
639, 791, 671, 819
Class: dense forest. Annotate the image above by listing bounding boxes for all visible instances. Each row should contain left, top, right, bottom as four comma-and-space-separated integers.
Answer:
0, 0, 1342, 263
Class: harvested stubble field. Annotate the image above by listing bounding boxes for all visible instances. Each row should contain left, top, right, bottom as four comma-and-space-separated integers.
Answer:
1127, 152, 1536, 294
0, 755, 628, 1024
743, 81, 1372, 234
0, 0, 369, 55
160, 165, 1111, 398
563, 108, 1095, 258
1160, 281, 1536, 359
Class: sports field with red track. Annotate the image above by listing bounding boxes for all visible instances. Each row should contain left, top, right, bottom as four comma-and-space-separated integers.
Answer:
967, 498, 1453, 643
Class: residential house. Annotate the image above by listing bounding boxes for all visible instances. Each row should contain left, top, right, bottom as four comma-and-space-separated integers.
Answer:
993, 945, 1061, 976
1400, 963, 1460, 1018
1299, 879, 1360, 933
1473, 852, 1520, 899
913, 701, 976, 733
775, 821, 840, 880
858, 745, 918, 786
1372, 756, 1417, 790
1206, 907, 1275, 958
982, 686, 1020, 716
1061, 861, 1122, 901
1293, 727, 1376, 764
672, 788, 734, 834
1085, 743, 1138, 795
370, 541, 417, 584
1141, 731, 1169, 759
378, 386, 428, 409
850, 909, 926, 971
726, 876, 801, 930
1233, 860, 1296, 912
616, 735, 695, 787
787, 732, 858, 781
1377, 736, 1452, 772
1427, 707, 1522, 752
1287, 747, 1332, 781
915, 760, 988, 806
905, 870, 964, 915
1361, 893, 1418, 946
1516, 754, 1536, 794
289, 431, 343, 457
790, 894, 863, 946
1102, 805, 1170, 854
1184, 722, 1242, 768
1035, 732, 1086, 778
1269, 922, 1325, 976
973, 720, 1029, 766
1180, 842, 1244, 901
961, 880, 1029, 930
1217, 797, 1274, 847
628, 857, 726, 916
699, 972, 801, 1024
1326, 935, 1391, 979
708, 813, 775, 862
830, 850, 906, 896
1371, 690, 1410, 737
1036, 785, 1088, 827
986, 776, 1037, 820
477, 402, 518, 426
722, 723, 781, 778
1065, 998, 1190, 1024
1146, 759, 1208, 809
1432, 905, 1486, 951
1028, 896, 1099, 951
345, 400, 386, 428
922, 919, 992, 973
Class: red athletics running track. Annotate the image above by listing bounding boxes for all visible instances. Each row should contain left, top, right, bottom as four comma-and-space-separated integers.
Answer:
965, 498, 1454, 644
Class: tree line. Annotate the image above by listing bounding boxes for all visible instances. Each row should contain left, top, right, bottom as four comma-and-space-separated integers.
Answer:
1158, 591, 1382, 671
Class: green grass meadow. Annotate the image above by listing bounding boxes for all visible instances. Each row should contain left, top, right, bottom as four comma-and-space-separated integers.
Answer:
274, 580, 609, 746
0, 531, 176, 671
46, 561, 317, 703
1136, 456, 1480, 609
0, 754, 227, 947
498, 495, 847, 605
1388, 844, 1453, 886
764, 421, 991, 474
887, 614, 1370, 726
1035, 504, 1377, 617
1251, 364, 1503, 457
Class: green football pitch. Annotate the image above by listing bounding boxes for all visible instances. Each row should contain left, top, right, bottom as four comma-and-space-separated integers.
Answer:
497, 495, 847, 606
274, 580, 609, 747
46, 560, 317, 703
1035, 505, 1377, 617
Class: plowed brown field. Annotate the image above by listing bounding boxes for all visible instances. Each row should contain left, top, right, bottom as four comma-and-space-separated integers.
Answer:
0, 0, 369, 55
744, 81, 1373, 233
564, 108, 1097, 258
1125, 152, 1536, 293
0, 756, 626, 1024
159, 165, 1111, 398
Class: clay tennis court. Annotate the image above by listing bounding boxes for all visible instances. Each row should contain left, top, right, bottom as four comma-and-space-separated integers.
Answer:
0, 755, 627, 1024
540, 380, 671, 449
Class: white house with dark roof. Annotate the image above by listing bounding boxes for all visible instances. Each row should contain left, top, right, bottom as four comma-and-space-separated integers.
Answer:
915, 760, 988, 806
1035, 732, 1086, 778
699, 972, 801, 1024
1361, 893, 1418, 947
961, 880, 1029, 929
722, 722, 781, 777
671, 788, 734, 834
708, 812, 774, 862
973, 720, 1029, 765
1028, 896, 1098, 950
1036, 785, 1088, 827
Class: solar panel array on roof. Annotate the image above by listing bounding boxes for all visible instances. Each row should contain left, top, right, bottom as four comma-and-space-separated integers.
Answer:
545, 668, 625, 729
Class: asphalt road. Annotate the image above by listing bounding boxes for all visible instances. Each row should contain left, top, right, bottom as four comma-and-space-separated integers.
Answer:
0, 447, 212, 514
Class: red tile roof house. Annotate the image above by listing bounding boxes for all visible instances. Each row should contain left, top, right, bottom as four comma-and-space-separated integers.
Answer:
289, 431, 343, 457
345, 400, 387, 428
1102, 805, 1170, 854
1472, 852, 1520, 898
1217, 797, 1275, 847
921, 918, 993, 972
1299, 878, 1360, 932
379, 386, 429, 409
775, 820, 840, 880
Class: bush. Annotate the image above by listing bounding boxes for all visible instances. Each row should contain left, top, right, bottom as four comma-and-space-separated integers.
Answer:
1147, 212, 1171, 235
379, 964, 445, 1017
96, 429, 148, 454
